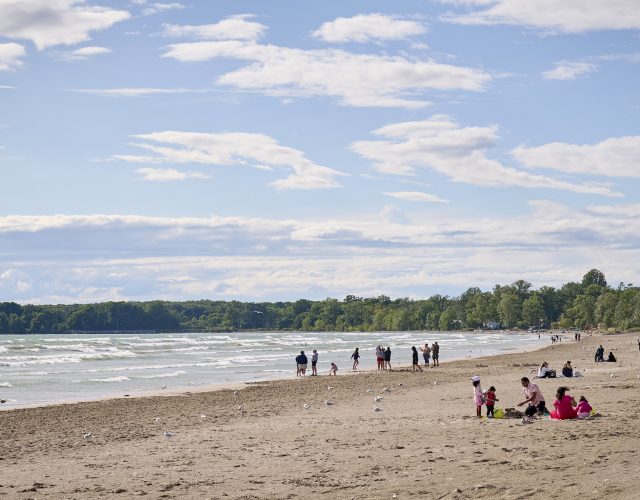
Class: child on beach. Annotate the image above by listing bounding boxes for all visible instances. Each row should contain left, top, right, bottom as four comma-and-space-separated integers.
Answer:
411, 346, 424, 372
329, 362, 338, 376
485, 386, 498, 418
576, 396, 592, 418
472, 376, 483, 418
351, 348, 360, 371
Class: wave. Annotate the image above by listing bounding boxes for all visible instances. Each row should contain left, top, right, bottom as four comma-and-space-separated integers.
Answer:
0, 381, 12, 387
137, 371, 187, 379
87, 376, 130, 383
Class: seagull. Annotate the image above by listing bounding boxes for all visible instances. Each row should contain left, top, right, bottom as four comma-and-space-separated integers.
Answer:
154, 417, 161, 423
161, 385, 167, 390
382, 387, 390, 393
238, 405, 244, 411
303, 404, 311, 410
324, 400, 334, 406
374, 396, 383, 403
233, 389, 238, 396
200, 414, 207, 419
326, 386, 334, 391
433, 381, 439, 386
374, 406, 383, 412
366, 388, 372, 393
83, 432, 92, 440
164, 431, 174, 438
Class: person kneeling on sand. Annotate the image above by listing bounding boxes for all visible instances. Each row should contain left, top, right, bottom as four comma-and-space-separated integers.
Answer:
518, 377, 547, 421
549, 386, 577, 420
561, 361, 573, 378
329, 362, 338, 376
607, 351, 617, 362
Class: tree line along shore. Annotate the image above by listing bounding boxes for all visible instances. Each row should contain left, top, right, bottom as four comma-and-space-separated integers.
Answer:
0, 269, 638, 335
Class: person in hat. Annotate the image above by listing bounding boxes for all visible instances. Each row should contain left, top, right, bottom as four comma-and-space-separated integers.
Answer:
472, 375, 484, 418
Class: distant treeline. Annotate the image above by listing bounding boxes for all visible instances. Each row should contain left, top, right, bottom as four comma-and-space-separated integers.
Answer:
1, 269, 639, 334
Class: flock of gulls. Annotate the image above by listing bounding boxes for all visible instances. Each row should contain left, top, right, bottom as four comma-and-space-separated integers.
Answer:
80, 383, 401, 442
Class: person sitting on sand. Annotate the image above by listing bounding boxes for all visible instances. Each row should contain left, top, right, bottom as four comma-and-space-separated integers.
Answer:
549, 386, 577, 420
538, 361, 556, 378
311, 349, 319, 376
411, 346, 424, 372
384, 346, 392, 371
576, 396, 592, 419
419, 343, 431, 367
329, 362, 338, 376
561, 361, 573, 378
295, 351, 308, 376
607, 352, 617, 362
472, 375, 483, 418
518, 377, 547, 420
351, 348, 360, 371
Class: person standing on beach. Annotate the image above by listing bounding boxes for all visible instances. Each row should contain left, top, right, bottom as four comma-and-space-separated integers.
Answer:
295, 351, 308, 376
375, 345, 385, 371
351, 348, 360, 371
411, 346, 424, 372
311, 349, 319, 376
419, 343, 431, 367
472, 376, 484, 418
432, 342, 440, 367
384, 346, 392, 371
517, 377, 547, 420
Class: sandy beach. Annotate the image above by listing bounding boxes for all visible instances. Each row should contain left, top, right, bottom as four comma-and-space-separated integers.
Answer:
1, 332, 639, 499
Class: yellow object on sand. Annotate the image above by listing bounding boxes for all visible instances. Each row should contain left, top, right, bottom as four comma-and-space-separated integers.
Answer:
493, 408, 504, 419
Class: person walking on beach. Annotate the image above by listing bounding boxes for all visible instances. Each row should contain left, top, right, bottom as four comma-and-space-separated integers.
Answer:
517, 377, 547, 421
295, 351, 308, 376
472, 375, 484, 418
384, 346, 392, 371
411, 346, 424, 372
419, 343, 431, 367
351, 348, 360, 371
432, 342, 440, 367
311, 349, 319, 376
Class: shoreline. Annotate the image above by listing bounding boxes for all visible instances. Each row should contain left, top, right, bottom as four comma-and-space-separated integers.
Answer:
0, 331, 550, 412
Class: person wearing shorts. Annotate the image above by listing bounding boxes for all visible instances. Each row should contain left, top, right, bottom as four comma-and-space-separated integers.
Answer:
295, 350, 308, 376
432, 342, 440, 367
311, 349, 318, 376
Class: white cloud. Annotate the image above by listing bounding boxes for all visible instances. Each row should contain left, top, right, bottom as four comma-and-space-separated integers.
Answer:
140, 2, 184, 16
135, 167, 210, 181
162, 15, 267, 41
542, 61, 597, 80
0, 0, 130, 50
351, 115, 621, 196
161, 40, 491, 108
71, 87, 208, 97
1, 203, 640, 302
512, 136, 640, 177
56, 45, 111, 61
311, 13, 427, 43
440, 0, 640, 33
117, 131, 346, 190
0, 42, 25, 71
384, 191, 449, 203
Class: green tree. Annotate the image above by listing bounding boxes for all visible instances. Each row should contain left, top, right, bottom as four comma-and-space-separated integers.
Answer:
582, 269, 607, 289
522, 295, 545, 328
498, 293, 521, 328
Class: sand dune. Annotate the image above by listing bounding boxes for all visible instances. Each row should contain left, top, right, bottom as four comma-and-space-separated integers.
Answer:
1, 332, 639, 499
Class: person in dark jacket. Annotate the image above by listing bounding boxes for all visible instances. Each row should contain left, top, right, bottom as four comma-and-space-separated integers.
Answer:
295, 350, 308, 376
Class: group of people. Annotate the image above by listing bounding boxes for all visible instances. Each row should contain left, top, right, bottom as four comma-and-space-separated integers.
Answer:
472, 375, 593, 422
295, 342, 443, 376
594, 345, 616, 363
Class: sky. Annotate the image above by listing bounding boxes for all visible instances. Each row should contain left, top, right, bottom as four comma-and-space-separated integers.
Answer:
1, 0, 639, 304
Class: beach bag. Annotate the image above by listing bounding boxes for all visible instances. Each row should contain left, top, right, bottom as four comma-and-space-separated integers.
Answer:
493, 408, 504, 419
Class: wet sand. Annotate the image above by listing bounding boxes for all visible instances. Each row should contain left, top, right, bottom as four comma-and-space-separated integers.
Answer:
1, 332, 639, 499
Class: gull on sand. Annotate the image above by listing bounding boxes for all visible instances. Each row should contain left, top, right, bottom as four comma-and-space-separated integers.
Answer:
83, 433, 92, 440
374, 406, 383, 412
164, 431, 174, 438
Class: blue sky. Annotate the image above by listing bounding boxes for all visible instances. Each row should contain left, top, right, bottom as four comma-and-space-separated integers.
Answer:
1, 0, 639, 304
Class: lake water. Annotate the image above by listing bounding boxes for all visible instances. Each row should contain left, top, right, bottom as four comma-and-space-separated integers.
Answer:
0, 330, 542, 407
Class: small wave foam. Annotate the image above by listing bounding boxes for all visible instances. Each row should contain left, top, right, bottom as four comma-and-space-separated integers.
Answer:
138, 371, 187, 379
0, 381, 12, 387
87, 376, 130, 383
